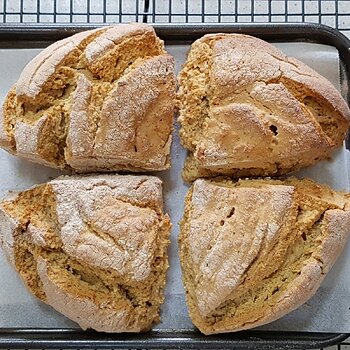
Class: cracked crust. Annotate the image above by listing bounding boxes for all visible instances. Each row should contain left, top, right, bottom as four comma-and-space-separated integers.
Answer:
178, 34, 350, 181
179, 177, 350, 334
0, 24, 175, 172
0, 174, 171, 332
66, 54, 174, 172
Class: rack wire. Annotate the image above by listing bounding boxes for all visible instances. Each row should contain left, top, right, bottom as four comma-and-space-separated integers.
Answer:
0, 0, 349, 36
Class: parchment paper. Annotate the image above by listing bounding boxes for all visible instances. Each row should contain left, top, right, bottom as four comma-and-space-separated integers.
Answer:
0, 42, 349, 333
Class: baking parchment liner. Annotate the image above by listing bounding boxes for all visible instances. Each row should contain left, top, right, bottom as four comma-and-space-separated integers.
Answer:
0, 41, 349, 332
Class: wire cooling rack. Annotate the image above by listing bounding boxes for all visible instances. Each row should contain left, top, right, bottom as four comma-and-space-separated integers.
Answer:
0, 0, 350, 350
0, 0, 349, 36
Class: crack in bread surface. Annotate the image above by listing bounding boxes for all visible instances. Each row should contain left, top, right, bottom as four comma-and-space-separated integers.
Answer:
178, 35, 350, 181
1, 25, 172, 171
179, 177, 350, 334
178, 40, 212, 151
1, 176, 170, 332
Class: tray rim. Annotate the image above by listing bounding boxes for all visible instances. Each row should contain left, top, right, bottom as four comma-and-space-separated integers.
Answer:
0, 329, 348, 349
0, 22, 349, 349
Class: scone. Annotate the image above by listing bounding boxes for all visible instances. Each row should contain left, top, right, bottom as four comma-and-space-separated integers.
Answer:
179, 177, 350, 334
178, 34, 350, 181
0, 24, 175, 172
0, 174, 171, 332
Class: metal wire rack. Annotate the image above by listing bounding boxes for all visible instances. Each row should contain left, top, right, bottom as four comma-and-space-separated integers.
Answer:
0, 0, 350, 349
0, 0, 349, 36
322, 340, 350, 350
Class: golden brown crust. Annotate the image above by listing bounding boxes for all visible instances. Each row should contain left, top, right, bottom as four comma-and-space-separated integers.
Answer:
1, 24, 175, 172
0, 174, 171, 333
179, 177, 350, 334
178, 34, 350, 181
66, 55, 174, 171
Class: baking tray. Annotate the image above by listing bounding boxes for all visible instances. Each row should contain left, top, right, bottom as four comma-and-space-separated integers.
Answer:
0, 22, 349, 349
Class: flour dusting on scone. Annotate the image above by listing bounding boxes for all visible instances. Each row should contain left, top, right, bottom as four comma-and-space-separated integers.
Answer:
178, 34, 350, 181
0, 174, 171, 332
179, 177, 350, 334
0, 24, 175, 172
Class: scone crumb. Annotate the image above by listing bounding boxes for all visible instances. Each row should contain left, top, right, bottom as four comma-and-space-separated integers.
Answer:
0, 174, 171, 333
179, 177, 350, 334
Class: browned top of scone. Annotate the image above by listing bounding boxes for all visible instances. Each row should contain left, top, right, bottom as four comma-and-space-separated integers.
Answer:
179, 177, 350, 334
0, 24, 175, 172
0, 174, 171, 332
178, 34, 350, 181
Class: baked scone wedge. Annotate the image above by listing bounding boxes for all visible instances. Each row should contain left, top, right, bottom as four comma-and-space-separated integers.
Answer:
178, 34, 350, 181
179, 177, 350, 334
0, 24, 175, 172
0, 174, 171, 332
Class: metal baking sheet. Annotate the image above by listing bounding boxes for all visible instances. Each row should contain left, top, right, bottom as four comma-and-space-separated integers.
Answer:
0, 23, 349, 349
